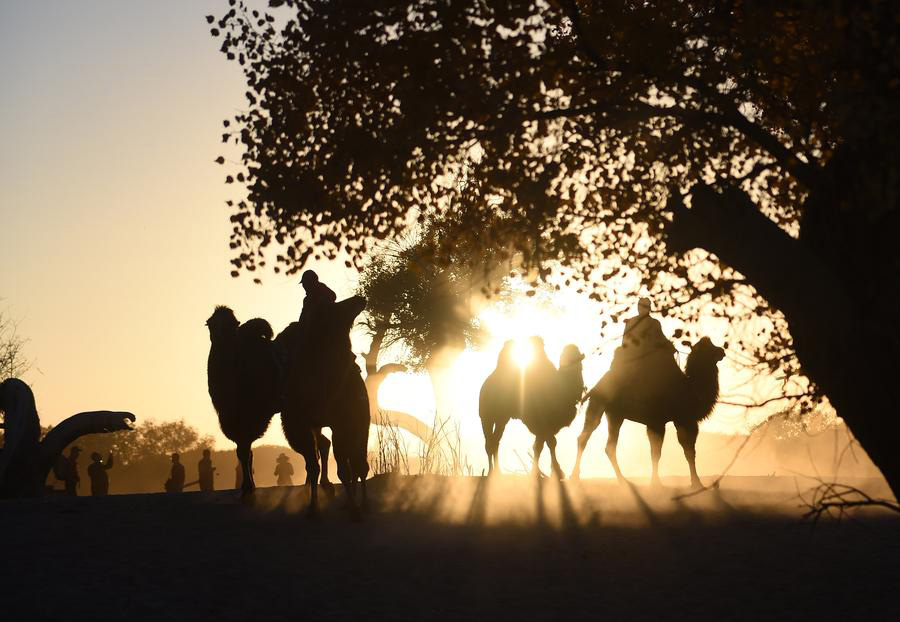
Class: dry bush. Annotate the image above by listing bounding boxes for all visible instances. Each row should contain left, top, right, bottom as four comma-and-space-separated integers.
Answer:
371, 411, 472, 477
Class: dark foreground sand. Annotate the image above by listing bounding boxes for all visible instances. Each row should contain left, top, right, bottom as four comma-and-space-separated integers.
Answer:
3, 475, 898, 621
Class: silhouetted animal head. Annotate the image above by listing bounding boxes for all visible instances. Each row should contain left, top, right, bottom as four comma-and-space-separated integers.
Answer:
302, 296, 366, 356
207, 306, 239, 341
691, 337, 726, 363
496, 340, 515, 369
559, 344, 585, 369
335, 295, 367, 329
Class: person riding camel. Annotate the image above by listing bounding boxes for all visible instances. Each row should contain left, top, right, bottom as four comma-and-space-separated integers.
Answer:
299, 269, 336, 325
621, 297, 675, 359
608, 297, 678, 394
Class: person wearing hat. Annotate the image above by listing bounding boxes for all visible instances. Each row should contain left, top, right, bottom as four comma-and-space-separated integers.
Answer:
58, 446, 82, 496
274, 453, 294, 487
298, 269, 336, 325
87, 451, 114, 496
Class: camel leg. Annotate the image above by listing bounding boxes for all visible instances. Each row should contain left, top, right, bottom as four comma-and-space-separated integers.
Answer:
481, 416, 495, 474
295, 430, 320, 517
547, 436, 564, 480
606, 415, 626, 483
235, 442, 254, 503
316, 431, 335, 496
572, 394, 603, 480
647, 425, 665, 488
532, 437, 546, 478
350, 433, 370, 513
676, 423, 703, 489
490, 417, 509, 475
333, 426, 362, 520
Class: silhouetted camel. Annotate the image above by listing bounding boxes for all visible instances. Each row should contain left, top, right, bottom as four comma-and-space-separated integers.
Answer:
279, 295, 370, 518
479, 341, 517, 474
206, 306, 333, 502
571, 337, 725, 488
479, 338, 585, 478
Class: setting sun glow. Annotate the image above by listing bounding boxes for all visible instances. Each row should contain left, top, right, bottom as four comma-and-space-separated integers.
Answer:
510, 339, 534, 369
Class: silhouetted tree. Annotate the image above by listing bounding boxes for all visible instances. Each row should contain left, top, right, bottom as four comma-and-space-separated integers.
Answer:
210, 3, 900, 496
0, 308, 29, 382
358, 209, 512, 421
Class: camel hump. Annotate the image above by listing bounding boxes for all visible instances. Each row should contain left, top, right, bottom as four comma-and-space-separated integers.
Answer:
239, 318, 274, 341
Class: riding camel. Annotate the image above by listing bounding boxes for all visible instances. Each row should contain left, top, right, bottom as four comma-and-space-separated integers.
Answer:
480, 337, 586, 478
279, 295, 370, 518
206, 306, 333, 502
571, 337, 725, 488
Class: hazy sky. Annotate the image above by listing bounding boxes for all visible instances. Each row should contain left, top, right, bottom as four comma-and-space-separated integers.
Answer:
0, 1, 358, 443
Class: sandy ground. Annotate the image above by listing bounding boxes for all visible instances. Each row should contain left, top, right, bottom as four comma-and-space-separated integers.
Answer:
3, 475, 898, 621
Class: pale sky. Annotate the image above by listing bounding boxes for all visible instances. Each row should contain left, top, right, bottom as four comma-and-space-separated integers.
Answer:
0, 1, 356, 439
1, 1, 785, 477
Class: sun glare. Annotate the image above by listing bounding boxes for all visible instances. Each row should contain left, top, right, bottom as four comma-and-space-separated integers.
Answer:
510, 339, 534, 369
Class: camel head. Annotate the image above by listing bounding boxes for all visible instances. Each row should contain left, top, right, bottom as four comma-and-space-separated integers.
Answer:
496, 340, 515, 369
689, 337, 726, 365
333, 295, 367, 331
559, 344, 585, 370
207, 306, 239, 341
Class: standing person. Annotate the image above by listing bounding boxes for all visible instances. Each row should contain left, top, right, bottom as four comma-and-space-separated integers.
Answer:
87, 452, 114, 496
56, 446, 81, 496
274, 453, 294, 487
164, 453, 185, 493
198, 449, 216, 492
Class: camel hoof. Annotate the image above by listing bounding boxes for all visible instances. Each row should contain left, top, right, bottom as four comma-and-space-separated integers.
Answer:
570, 471, 580, 481
691, 481, 705, 491
240, 489, 256, 505
321, 481, 336, 498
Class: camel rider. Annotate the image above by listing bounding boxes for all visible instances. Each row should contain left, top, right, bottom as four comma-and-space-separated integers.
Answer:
299, 270, 336, 325
620, 297, 675, 360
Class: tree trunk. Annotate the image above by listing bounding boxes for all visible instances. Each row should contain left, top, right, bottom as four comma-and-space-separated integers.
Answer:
425, 347, 463, 425
665, 183, 900, 500
363, 329, 433, 441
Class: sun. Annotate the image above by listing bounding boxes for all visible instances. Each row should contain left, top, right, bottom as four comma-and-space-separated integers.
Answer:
510, 338, 534, 369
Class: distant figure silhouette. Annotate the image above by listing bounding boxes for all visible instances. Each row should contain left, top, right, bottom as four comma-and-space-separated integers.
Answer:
274, 453, 294, 486
56, 446, 81, 496
299, 269, 337, 324
165, 453, 185, 493
572, 337, 725, 488
198, 449, 215, 492
87, 452, 114, 496
480, 338, 585, 477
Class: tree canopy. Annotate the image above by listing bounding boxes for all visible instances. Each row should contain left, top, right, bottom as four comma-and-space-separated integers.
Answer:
210, 1, 900, 494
